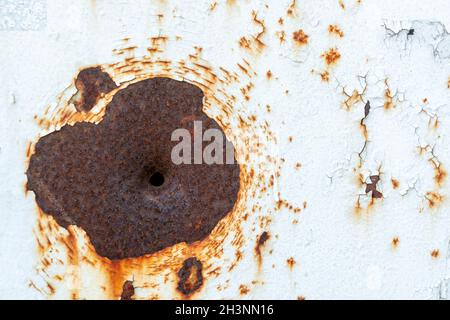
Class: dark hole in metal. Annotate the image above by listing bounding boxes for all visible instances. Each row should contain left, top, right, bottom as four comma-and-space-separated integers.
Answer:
149, 171, 164, 187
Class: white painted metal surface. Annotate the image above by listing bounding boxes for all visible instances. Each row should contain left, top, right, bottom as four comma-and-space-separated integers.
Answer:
1, 0, 450, 299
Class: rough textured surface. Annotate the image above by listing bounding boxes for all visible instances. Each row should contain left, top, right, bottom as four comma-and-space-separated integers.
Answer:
2, 0, 450, 300
177, 257, 203, 295
26, 77, 240, 260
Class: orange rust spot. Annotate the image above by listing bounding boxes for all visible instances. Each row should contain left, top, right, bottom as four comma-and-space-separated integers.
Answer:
391, 178, 399, 189
430, 160, 447, 187
209, 1, 217, 11
297, 296, 306, 300
431, 249, 440, 258
295, 162, 302, 170
293, 29, 309, 45
392, 237, 400, 248
425, 191, 443, 208
342, 89, 363, 111
338, 0, 346, 10
251, 11, 266, 49
328, 24, 344, 38
287, 0, 297, 16
383, 80, 395, 110
226, 0, 236, 7
303, 201, 307, 209
266, 70, 273, 79
276, 31, 286, 44
320, 70, 330, 82
239, 284, 250, 295
278, 17, 284, 25
288, 136, 293, 142
286, 257, 296, 270
321, 47, 341, 66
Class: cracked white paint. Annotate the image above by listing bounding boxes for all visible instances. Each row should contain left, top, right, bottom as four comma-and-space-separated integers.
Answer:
1, 0, 450, 299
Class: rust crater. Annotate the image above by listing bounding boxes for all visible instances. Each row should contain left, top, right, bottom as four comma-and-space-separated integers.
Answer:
27, 76, 240, 260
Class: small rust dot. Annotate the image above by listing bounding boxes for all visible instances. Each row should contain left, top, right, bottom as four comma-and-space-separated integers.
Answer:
293, 29, 309, 45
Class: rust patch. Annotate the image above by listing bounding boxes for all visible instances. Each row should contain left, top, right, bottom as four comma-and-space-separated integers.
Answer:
27, 36, 274, 299
365, 175, 383, 199
239, 284, 250, 295
321, 47, 341, 66
293, 29, 309, 46
328, 24, 344, 38
431, 249, 440, 258
120, 280, 135, 300
425, 192, 443, 208
286, 257, 296, 270
391, 178, 399, 189
430, 160, 447, 187
391, 237, 399, 248
27, 77, 240, 260
69, 67, 117, 112
255, 231, 270, 266
266, 70, 273, 80
177, 257, 203, 295
287, 0, 297, 17
383, 79, 396, 110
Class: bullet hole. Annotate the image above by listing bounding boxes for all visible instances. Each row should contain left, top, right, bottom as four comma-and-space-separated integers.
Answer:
177, 257, 203, 295
407, 29, 414, 36
365, 175, 383, 199
69, 67, 117, 112
120, 280, 135, 300
149, 171, 164, 187
27, 77, 241, 260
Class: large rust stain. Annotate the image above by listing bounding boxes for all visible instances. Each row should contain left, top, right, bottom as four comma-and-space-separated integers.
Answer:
27, 76, 240, 260
26, 35, 278, 299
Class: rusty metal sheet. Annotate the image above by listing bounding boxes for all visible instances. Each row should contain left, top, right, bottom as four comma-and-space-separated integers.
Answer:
1, 0, 450, 300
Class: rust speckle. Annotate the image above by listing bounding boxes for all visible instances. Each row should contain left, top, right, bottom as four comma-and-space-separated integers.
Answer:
320, 70, 330, 82
431, 249, 440, 258
293, 29, 309, 46
447, 77, 450, 89
365, 175, 383, 199
430, 161, 447, 187
69, 67, 117, 112
287, 0, 297, 16
383, 80, 395, 110
266, 70, 273, 79
338, 0, 345, 10
255, 232, 270, 260
321, 47, 341, 66
328, 24, 344, 38
120, 280, 135, 300
287, 257, 296, 270
392, 237, 400, 248
27, 77, 240, 260
425, 192, 443, 208
177, 257, 203, 296
239, 284, 250, 295
297, 295, 306, 300
391, 178, 399, 189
